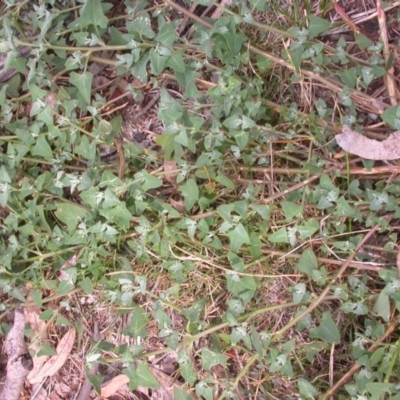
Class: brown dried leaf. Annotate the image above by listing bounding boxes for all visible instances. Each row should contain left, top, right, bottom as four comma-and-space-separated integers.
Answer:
25, 296, 49, 383
29, 328, 76, 384
335, 125, 400, 160
168, 196, 185, 212
101, 374, 130, 398
163, 160, 178, 186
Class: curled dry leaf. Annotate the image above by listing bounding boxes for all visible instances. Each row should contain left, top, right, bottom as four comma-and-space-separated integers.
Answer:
29, 328, 76, 384
335, 125, 400, 160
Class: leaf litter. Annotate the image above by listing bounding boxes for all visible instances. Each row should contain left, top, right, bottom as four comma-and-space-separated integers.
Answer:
336, 125, 400, 160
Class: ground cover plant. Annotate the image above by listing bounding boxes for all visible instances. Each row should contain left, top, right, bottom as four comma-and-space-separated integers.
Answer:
1, 0, 400, 399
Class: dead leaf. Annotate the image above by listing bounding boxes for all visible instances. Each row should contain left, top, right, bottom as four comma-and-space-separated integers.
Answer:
168, 196, 186, 212
163, 160, 178, 187
335, 125, 400, 160
101, 374, 130, 398
25, 298, 49, 383
29, 328, 76, 384
30, 384, 50, 400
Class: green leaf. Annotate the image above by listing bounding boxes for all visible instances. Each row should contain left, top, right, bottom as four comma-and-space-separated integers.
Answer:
373, 291, 390, 322
227, 223, 251, 252
308, 15, 332, 39
304, 341, 329, 362
201, 348, 228, 371
135, 170, 163, 192
127, 13, 155, 38
309, 312, 340, 344
155, 23, 176, 48
382, 105, 400, 130
0, 166, 11, 183
134, 363, 159, 389
173, 388, 193, 400
250, 205, 271, 220
182, 299, 205, 323
167, 51, 185, 74
31, 134, 53, 160
269, 227, 289, 243
178, 349, 197, 386
179, 179, 199, 210
297, 248, 318, 276
297, 219, 319, 239
215, 173, 235, 190
37, 342, 57, 357
336, 67, 358, 88
78, 277, 94, 294
75, 0, 109, 29
222, 32, 247, 55
250, 326, 264, 357
355, 33, 373, 50
55, 203, 89, 234
149, 48, 168, 75
289, 45, 304, 70
122, 306, 148, 338
69, 72, 93, 104
298, 378, 319, 399
281, 201, 303, 223
75, 135, 96, 161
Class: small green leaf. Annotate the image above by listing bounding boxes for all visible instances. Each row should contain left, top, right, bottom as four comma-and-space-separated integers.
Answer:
173, 388, 192, 400
69, 72, 93, 104
155, 23, 176, 48
75, 0, 109, 29
308, 15, 332, 39
182, 299, 205, 323
281, 201, 303, 223
134, 363, 159, 389
78, 277, 94, 294
382, 105, 400, 130
269, 227, 289, 243
309, 312, 340, 344
122, 306, 148, 338
355, 33, 373, 50
127, 13, 155, 38
297, 248, 318, 276
250, 205, 271, 220
215, 173, 235, 189
135, 170, 163, 192
167, 51, 185, 74
31, 134, 53, 160
250, 326, 264, 357
373, 291, 390, 322
297, 219, 319, 239
179, 179, 199, 210
55, 203, 88, 234
178, 349, 197, 386
227, 223, 251, 252
201, 348, 228, 371
298, 378, 319, 399
37, 342, 57, 357
75, 135, 96, 161
289, 45, 304, 70
149, 48, 168, 75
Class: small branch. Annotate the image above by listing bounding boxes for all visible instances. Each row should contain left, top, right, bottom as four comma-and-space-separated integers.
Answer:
0, 308, 33, 400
